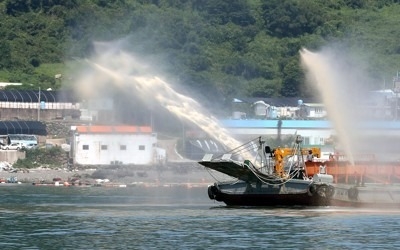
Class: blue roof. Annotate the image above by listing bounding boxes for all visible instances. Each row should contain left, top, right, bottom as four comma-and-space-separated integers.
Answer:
360, 120, 400, 129
220, 119, 400, 130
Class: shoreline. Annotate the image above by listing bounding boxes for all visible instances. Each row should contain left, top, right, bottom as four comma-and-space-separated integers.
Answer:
0, 166, 217, 187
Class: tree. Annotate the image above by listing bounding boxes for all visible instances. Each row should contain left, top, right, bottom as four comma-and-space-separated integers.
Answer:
245, 78, 280, 97
193, 0, 255, 26
280, 58, 304, 97
0, 40, 12, 68
5, 0, 30, 15
262, 0, 328, 37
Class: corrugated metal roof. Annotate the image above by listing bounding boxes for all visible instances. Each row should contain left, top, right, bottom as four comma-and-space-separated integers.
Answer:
75, 126, 152, 134
0, 90, 79, 103
0, 121, 46, 135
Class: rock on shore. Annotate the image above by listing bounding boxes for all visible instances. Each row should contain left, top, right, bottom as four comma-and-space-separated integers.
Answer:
0, 168, 93, 184
0, 164, 221, 186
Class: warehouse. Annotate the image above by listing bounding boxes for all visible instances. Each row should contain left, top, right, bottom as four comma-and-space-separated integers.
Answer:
70, 125, 164, 166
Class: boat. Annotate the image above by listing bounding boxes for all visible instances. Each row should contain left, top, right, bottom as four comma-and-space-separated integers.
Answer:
198, 136, 335, 206
328, 184, 400, 208
305, 156, 400, 208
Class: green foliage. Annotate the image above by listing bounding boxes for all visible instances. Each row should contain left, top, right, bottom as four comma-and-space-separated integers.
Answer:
193, 0, 256, 26
0, 0, 400, 106
13, 146, 67, 169
281, 57, 304, 97
245, 78, 280, 97
262, 0, 328, 38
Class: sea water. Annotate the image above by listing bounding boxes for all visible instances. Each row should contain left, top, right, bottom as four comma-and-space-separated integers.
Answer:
0, 185, 399, 250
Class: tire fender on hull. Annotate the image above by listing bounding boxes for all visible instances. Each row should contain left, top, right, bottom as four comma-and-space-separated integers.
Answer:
326, 185, 335, 198
308, 184, 317, 196
348, 187, 358, 200
308, 184, 335, 198
207, 185, 218, 200
317, 184, 334, 198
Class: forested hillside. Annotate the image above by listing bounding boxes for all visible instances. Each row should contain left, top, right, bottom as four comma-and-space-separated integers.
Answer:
1, 0, 400, 107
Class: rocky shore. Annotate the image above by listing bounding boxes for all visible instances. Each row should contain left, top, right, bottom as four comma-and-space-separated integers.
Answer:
0, 164, 218, 187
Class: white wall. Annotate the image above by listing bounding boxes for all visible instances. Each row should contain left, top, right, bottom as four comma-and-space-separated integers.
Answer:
308, 107, 327, 118
72, 133, 157, 165
0, 102, 79, 109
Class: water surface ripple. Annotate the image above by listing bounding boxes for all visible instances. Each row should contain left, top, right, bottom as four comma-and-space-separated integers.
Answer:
0, 185, 398, 249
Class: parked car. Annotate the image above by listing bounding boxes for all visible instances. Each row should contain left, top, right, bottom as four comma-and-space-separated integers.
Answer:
25, 143, 38, 149
2, 142, 24, 150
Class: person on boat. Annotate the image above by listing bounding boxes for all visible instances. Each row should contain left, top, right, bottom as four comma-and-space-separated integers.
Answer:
306, 150, 314, 162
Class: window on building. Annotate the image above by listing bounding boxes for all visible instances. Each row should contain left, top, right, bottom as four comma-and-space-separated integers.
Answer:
83, 145, 89, 150
101, 145, 108, 150
303, 137, 310, 145
139, 145, 145, 150
120, 145, 126, 150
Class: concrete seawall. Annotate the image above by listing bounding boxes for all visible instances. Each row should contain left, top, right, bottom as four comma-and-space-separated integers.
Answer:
0, 150, 25, 164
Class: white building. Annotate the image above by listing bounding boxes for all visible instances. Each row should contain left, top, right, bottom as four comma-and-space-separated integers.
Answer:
70, 125, 160, 166
304, 103, 327, 119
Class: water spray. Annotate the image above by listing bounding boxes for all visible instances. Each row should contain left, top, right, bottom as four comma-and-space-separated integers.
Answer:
300, 48, 357, 165
83, 51, 246, 155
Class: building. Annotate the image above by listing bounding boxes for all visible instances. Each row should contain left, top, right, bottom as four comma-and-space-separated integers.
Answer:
70, 125, 164, 166
218, 118, 400, 160
231, 97, 327, 120
0, 121, 46, 145
220, 119, 400, 146
221, 119, 333, 145
0, 121, 46, 135
0, 90, 80, 121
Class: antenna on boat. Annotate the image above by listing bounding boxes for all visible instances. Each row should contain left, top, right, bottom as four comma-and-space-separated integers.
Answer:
258, 136, 266, 147
295, 135, 303, 144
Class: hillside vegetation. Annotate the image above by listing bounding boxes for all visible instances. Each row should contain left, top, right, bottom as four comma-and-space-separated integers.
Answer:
1, 0, 400, 107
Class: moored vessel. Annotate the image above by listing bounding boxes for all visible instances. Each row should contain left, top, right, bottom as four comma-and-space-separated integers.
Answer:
329, 184, 400, 208
199, 136, 335, 206
306, 159, 400, 208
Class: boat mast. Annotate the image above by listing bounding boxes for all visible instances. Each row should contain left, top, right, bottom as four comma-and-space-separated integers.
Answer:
256, 136, 274, 174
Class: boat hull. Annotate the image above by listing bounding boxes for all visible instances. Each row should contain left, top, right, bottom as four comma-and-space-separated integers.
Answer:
208, 180, 333, 207
330, 184, 400, 208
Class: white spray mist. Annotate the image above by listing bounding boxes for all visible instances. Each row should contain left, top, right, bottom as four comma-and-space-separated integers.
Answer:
73, 42, 248, 157
300, 47, 373, 164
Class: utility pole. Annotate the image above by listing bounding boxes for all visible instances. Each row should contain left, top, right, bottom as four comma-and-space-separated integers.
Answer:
38, 87, 41, 121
